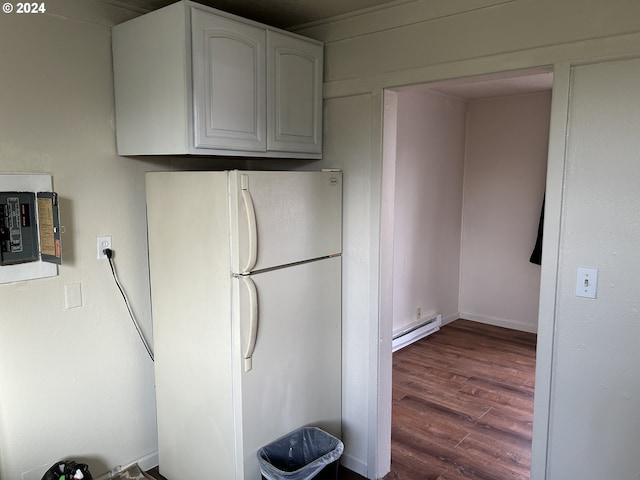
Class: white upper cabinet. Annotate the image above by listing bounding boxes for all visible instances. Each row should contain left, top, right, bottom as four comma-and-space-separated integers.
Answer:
192, 10, 266, 151
112, 1, 323, 158
267, 31, 323, 154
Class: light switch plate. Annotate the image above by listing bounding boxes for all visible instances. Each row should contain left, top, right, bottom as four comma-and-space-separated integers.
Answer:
64, 282, 83, 309
576, 267, 598, 299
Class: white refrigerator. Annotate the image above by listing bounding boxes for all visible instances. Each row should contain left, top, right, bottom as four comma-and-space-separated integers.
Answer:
145, 170, 342, 479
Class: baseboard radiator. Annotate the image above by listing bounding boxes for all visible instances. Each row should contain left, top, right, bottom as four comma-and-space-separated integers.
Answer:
392, 313, 442, 352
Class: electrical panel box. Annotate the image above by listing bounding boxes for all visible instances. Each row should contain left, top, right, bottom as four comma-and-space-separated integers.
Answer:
0, 174, 61, 284
0, 191, 61, 266
0, 192, 38, 264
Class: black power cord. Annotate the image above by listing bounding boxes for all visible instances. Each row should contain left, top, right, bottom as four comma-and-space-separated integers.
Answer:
104, 248, 155, 362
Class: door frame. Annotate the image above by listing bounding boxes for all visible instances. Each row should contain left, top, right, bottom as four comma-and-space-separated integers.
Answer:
376, 64, 569, 479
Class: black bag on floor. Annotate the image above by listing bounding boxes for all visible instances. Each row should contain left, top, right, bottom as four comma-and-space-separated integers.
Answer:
41, 460, 93, 480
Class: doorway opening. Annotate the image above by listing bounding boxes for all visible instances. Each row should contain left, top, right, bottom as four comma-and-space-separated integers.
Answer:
380, 66, 553, 479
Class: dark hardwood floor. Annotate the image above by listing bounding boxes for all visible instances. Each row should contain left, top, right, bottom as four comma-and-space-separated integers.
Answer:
147, 319, 535, 480
144, 467, 165, 479
384, 319, 536, 480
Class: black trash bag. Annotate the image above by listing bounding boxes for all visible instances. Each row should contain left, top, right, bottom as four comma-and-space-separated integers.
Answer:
41, 460, 93, 480
258, 427, 344, 480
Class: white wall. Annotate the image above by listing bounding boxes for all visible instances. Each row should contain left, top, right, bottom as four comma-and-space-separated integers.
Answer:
390, 89, 466, 332
316, 93, 376, 474
296, 0, 640, 478
0, 4, 163, 479
547, 58, 640, 480
459, 92, 550, 332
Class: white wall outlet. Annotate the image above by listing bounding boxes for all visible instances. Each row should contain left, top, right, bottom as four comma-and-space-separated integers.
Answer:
576, 267, 598, 299
97, 236, 112, 260
416, 307, 421, 320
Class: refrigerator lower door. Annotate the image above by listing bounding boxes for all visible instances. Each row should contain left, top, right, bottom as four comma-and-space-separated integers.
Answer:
232, 256, 342, 479
229, 170, 342, 274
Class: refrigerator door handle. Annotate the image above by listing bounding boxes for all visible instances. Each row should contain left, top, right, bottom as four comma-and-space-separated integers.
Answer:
241, 174, 258, 273
241, 275, 259, 372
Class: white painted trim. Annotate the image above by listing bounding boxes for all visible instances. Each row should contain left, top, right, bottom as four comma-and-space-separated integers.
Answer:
135, 451, 159, 472
442, 312, 461, 326
529, 61, 571, 480
459, 313, 538, 334
340, 452, 368, 478
368, 90, 389, 480
373, 90, 398, 478
322, 31, 640, 101
374, 64, 560, 480
293, 0, 512, 42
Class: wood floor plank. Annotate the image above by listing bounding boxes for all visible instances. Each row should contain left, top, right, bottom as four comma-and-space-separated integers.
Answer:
475, 407, 533, 442
463, 431, 531, 471
452, 433, 531, 479
459, 376, 534, 411
394, 356, 472, 386
401, 342, 534, 389
390, 424, 457, 479
392, 401, 470, 448
385, 319, 536, 480
392, 375, 492, 419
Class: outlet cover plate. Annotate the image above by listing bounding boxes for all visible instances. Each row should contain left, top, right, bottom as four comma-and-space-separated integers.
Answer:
97, 236, 112, 260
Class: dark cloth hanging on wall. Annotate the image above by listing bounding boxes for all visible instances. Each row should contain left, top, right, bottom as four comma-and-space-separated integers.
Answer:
530, 196, 545, 265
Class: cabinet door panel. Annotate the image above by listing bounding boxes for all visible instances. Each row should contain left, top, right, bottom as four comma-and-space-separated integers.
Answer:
192, 8, 266, 150
267, 31, 323, 154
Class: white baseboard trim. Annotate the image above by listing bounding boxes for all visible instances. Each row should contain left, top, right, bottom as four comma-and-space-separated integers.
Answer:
95, 451, 159, 480
135, 451, 159, 472
459, 312, 538, 333
341, 452, 368, 478
441, 312, 461, 326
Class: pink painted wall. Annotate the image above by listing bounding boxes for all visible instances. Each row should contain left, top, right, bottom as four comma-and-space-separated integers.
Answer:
459, 92, 551, 332
391, 89, 550, 334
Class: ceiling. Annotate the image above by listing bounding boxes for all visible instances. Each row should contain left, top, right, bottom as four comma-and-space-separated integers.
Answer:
396, 69, 554, 100
103, 0, 398, 28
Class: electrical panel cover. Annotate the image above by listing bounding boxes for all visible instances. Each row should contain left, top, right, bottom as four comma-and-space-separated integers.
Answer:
0, 191, 61, 266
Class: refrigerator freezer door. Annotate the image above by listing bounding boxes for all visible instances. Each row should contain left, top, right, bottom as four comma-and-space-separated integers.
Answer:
232, 256, 342, 479
229, 170, 342, 274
